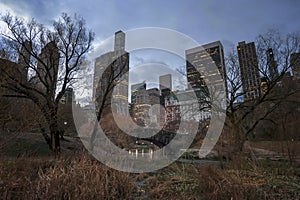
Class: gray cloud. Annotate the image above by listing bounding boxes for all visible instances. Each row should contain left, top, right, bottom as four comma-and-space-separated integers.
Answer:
1, 0, 300, 104
1, 0, 300, 50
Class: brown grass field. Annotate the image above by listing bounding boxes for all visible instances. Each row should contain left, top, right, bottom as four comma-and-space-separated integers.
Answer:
1, 134, 300, 199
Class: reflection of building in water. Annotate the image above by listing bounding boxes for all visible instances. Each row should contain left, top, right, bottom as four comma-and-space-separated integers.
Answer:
93, 30, 129, 116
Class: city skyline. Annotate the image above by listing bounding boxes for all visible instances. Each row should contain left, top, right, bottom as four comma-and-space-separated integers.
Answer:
1, 1, 300, 105
94, 30, 300, 107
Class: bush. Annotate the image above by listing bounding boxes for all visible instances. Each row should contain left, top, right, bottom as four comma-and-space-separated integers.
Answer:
0, 154, 136, 199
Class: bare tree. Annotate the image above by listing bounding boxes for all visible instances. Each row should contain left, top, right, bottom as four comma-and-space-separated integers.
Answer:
224, 30, 300, 152
90, 52, 129, 151
0, 13, 94, 153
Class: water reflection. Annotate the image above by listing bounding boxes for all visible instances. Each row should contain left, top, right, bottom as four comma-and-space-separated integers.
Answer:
128, 147, 165, 160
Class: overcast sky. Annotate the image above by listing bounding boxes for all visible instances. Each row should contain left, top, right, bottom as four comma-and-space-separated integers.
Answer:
1, 0, 299, 102
1, 0, 299, 46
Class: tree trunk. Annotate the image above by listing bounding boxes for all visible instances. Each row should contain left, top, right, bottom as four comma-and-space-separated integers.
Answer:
228, 116, 247, 153
49, 107, 60, 154
49, 125, 60, 154
38, 123, 51, 148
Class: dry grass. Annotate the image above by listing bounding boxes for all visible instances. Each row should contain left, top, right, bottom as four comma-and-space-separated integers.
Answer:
0, 154, 136, 199
1, 149, 300, 199
145, 159, 300, 200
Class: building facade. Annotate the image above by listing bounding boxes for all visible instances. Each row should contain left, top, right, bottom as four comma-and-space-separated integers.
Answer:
164, 92, 180, 132
93, 30, 129, 116
185, 41, 227, 96
290, 52, 300, 80
147, 88, 160, 124
60, 87, 75, 104
17, 41, 32, 82
36, 41, 60, 93
130, 82, 149, 125
237, 41, 261, 101
266, 48, 279, 81
159, 74, 172, 91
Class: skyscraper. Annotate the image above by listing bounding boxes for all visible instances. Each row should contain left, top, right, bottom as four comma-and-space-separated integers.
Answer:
147, 88, 161, 124
131, 82, 147, 105
130, 82, 150, 125
114, 30, 125, 52
60, 87, 75, 104
159, 74, 172, 91
237, 41, 261, 101
159, 74, 172, 107
260, 77, 268, 96
267, 48, 278, 80
147, 88, 160, 105
290, 52, 300, 80
36, 41, 60, 93
17, 41, 32, 82
185, 41, 227, 96
93, 30, 129, 116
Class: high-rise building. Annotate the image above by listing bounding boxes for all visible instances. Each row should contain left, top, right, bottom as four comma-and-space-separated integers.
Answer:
130, 82, 161, 125
164, 92, 180, 132
260, 77, 268, 96
93, 30, 129, 116
159, 74, 172, 107
17, 41, 32, 82
147, 88, 160, 124
159, 74, 172, 91
36, 41, 60, 92
290, 52, 300, 80
114, 30, 125, 52
130, 82, 150, 125
60, 87, 75, 104
237, 41, 261, 100
164, 89, 211, 133
0, 42, 41, 130
147, 88, 160, 105
267, 48, 278, 80
185, 41, 227, 96
1, 41, 32, 83
131, 82, 147, 105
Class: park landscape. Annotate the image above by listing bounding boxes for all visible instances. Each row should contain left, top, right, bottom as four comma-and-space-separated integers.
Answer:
0, 3, 300, 200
